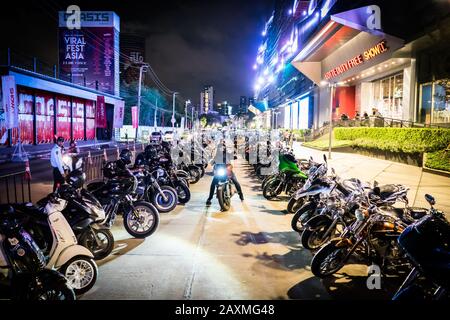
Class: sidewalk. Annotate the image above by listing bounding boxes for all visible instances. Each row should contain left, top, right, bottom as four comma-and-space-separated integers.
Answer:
292, 142, 450, 213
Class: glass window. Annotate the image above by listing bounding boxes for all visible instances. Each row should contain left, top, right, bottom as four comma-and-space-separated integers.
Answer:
371, 72, 403, 119
419, 80, 450, 125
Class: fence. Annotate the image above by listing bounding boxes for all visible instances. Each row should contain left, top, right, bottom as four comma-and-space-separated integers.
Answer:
0, 172, 32, 204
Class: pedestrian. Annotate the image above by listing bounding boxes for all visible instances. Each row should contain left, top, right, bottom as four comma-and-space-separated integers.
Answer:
363, 112, 369, 120
51, 136, 66, 191
355, 112, 361, 120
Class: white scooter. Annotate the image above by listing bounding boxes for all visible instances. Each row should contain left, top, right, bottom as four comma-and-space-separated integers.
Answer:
20, 194, 98, 295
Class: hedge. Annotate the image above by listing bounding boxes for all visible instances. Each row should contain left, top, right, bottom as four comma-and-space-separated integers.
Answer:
334, 127, 450, 153
425, 150, 450, 172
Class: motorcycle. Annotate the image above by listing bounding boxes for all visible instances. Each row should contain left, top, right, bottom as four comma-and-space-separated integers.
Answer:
0, 205, 76, 300
133, 167, 179, 213
262, 152, 308, 200
214, 165, 237, 212
393, 194, 450, 300
300, 181, 365, 250
14, 195, 98, 295
87, 168, 160, 239
59, 157, 115, 260
287, 156, 325, 214
310, 201, 425, 278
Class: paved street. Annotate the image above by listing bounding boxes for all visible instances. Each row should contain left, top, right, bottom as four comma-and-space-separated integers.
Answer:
81, 158, 330, 300
79, 144, 450, 300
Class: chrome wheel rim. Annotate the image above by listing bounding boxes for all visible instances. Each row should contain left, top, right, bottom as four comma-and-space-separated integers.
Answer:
127, 206, 155, 234
65, 260, 95, 290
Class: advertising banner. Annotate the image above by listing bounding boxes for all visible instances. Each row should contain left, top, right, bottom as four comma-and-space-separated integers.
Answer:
113, 100, 125, 128
58, 11, 120, 95
1, 75, 19, 129
131, 106, 138, 129
95, 95, 107, 128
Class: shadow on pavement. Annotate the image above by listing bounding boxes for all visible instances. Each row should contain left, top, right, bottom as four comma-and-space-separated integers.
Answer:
289, 272, 404, 300
96, 238, 146, 267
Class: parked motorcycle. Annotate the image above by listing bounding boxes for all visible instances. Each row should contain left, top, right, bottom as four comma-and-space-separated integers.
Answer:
262, 152, 308, 200
14, 195, 98, 295
393, 194, 450, 300
59, 157, 114, 260
133, 167, 178, 213
310, 201, 425, 278
87, 165, 160, 239
0, 205, 76, 300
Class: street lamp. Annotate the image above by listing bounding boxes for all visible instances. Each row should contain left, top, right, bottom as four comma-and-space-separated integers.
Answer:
172, 92, 178, 130
185, 99, 191, 130
135, 63, 149, 142
321, 81, 337, 160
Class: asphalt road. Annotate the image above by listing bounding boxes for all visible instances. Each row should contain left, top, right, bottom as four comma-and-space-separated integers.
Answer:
80, 158, 401, 300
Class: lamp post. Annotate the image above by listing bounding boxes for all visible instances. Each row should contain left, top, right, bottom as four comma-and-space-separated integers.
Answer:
172, 92, 178, 130
327, 82, 336, 160
135, 63, 149, 142
185, 99, 191, 130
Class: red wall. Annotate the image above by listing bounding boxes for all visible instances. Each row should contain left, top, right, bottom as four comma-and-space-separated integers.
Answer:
333, 86, 356, 119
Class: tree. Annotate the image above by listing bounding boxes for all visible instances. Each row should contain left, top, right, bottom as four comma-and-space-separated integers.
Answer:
120, 80, 170, 126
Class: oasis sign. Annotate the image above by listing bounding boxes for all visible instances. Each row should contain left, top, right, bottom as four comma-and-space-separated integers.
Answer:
324, 40, 389, 80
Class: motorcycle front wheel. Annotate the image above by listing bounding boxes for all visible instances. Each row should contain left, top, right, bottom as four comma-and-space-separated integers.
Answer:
310, 240, 350, 278
123, 201, 160, 238
291, 202, 317, 233
174, 181, 191, 204
262, 177, 283, 200
301, 222, 333, 250
61, 256, 98, 295
79, 228, 115, 260
152, 186, 178, 213
217, 185, 231, 211
287, 197, 304, 214
188, 167, 201, 184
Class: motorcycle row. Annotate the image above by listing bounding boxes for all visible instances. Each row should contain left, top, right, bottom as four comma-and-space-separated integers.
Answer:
253, 143, 449, 300
0, 139, 210, 300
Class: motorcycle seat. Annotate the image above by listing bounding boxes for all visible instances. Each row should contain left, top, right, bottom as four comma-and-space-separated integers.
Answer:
373, 184, 400, 199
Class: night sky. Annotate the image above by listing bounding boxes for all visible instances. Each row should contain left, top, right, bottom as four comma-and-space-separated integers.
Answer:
0, 0, 274, 105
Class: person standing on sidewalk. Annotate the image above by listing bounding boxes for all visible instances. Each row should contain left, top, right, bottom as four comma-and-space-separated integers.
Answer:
51, 136, 66, 191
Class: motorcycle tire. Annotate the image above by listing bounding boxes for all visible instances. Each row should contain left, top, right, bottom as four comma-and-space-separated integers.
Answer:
261, 174, 276, 190
301, 222, 333, 250
287, 197, 304, 214
79, 229, 115, 261
291, 202, 317, 233
61, 256, 98, 295
197, 165, 205, 178
310, 240, 350, 278
174, 181, 191, 204
188, 167, 201, 184
13, 271, 76, 301
123, 201, 160, 238
217, 185, 231, 211
262, 177, 283, 200
152, 186, 178, 213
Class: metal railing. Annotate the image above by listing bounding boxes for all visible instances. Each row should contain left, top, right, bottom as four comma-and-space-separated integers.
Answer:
0, 171, 32, 204
304, 116, 449, 141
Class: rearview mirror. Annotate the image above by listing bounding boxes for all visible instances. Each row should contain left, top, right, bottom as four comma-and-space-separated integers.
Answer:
425, 194, 436, 206
373, 180, 379, 188
331, 168, 335, 175
323, 154, 327, 163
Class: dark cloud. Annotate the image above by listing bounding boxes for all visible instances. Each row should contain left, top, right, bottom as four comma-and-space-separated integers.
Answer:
0, 0, 274, 105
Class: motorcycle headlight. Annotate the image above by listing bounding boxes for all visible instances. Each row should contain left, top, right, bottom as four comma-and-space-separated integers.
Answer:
216, 168, 226, 177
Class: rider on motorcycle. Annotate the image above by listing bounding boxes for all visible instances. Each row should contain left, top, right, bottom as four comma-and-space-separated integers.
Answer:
206, 163, 244, 206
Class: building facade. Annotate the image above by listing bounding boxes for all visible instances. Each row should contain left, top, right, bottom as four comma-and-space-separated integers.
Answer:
200, 85, 214, 114
254, 0, 450, 129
